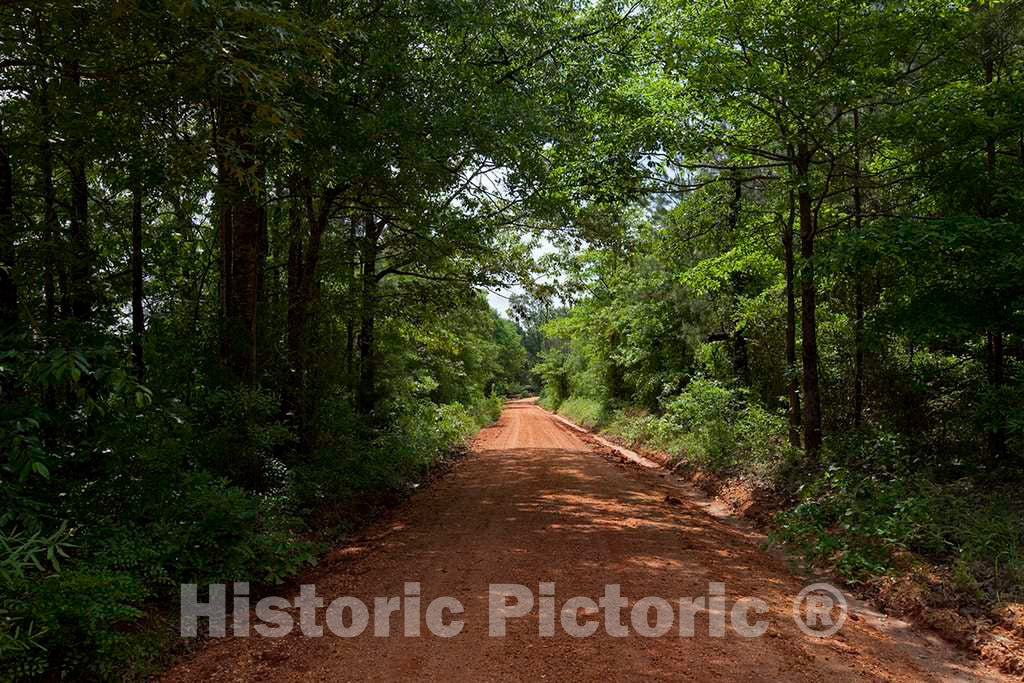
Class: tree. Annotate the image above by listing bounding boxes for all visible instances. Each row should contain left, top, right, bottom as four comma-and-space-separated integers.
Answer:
653, 0, 945, 455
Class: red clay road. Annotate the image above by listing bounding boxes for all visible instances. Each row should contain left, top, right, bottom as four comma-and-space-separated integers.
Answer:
164, 400, 1011, 682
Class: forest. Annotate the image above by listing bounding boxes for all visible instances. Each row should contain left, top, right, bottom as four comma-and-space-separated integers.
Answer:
0, 0, 1022, 680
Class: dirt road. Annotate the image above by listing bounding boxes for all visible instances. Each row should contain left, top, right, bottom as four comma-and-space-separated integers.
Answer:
165, 401, 1010, 682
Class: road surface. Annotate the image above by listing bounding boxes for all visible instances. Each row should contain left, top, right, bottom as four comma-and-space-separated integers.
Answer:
165, 400, 1009, 682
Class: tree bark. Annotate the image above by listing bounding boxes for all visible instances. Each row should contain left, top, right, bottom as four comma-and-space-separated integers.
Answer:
782, 188, 801, 448
285, 194, 306, 423
0, 119, 16, 328
40, 77, 56, 326
131, 182, 145, 380
982, 52, 1007, 460
356, 214, 381, 415
853, 282, 865, 429
216, 105, 266, 384
796, 144, 823, 457
285, 181, 340, 433
345, 216, 357, 385
64, 60, 93, 321
987, 331, 1006, 460
217, 159, 233, 364
726, 172, 751, 387
984, 56, 997, 213
852, 109, 865, 429
225, 195, 265, 383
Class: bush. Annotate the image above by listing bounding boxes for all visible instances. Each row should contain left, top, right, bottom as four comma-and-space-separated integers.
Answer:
193, 386, 296, 492
0, 324, 509, 680
290, 396, 493, 513
1, 465, 322, 681
22, 568, 150, 681
466, 393, 503, 426
0, 526, 71, 682
733, 403, 798, 479
603, 379, 798, 479
602, 383, 1024, 604
537, 386, 562, 413
556, 396, 607, 429
774, 446, 1024, 596
660, 378, 739, 468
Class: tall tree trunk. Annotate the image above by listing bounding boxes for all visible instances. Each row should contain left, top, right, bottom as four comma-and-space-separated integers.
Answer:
982, 53, 1007, 460
38, 72, 58, 411
345, 217, 357, 385
64, 60, 93, 321
356, 214, 380, 415
797, 145, 823, 457
345, 321, 355, 382
284, 181, 339, 437
987, 331, 1006, 460
51, 84, 71, 322
225, 193, 265, 383
285, 195, 306, 424
853, 282, 865, 429
727, 172, 751, 386
0, 119, 16, 328
852, 109, 865, 429
216, 106, 266, 384
217, 158, 233, 364
131, 183, 145, 380
40, 78, 56, 326
782, 188, 801, 448
984, 57, 997, 211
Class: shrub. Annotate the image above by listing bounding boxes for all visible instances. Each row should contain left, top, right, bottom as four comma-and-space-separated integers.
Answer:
0, 469, 321, 681
192, 387, 296, 492
774, 457, 1024, 596
291, 397, 490, 512
556, 396, 607, 429
466, 393, 504, 426
0, 525, 71, 682
604, 407, 657, 445
1, 330, 506, 680
23, 568, 150, 681
658, 378, 740, 469
537, 387, 562, 413
603, 379, 797, 479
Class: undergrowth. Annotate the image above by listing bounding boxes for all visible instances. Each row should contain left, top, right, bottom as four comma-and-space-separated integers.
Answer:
0, 381, 501, 681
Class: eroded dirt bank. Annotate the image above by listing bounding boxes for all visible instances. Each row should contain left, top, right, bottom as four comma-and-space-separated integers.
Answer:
164, 401, 1011, 682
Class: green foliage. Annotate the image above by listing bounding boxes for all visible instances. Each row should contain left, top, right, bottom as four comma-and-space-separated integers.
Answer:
602, 381, 797, 479
20, 569, 150, 681
2, 0, 1023, 676
659, 378, 739, 467
1, 333, 152, 489
534, 350, 572, 412
835, 217, 1024, 344
193, 387, 296, 491
0, 0, 593, 676
289, 393, 501, 511
775, 461, 1024, 598
0, 288, 523, 683
537, 392, 561, 413
556, 397, 608, 430
0, 526, 71, 680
